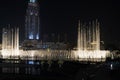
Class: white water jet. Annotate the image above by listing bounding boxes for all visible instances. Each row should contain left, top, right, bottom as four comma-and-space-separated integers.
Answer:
76, 20, 109, 61
2, 27, 19, 58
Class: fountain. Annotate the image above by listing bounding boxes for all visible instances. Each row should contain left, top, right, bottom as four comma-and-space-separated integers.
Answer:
77, 20, 100, 51
1, 27, 19, 58
0, 20, 110, 62
75, 20, 110, 61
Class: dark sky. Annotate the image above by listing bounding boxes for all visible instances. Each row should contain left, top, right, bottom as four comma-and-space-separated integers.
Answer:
0, 0, 120, 45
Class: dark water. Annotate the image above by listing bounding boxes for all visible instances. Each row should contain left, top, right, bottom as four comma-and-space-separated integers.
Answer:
0, 60, 120, 80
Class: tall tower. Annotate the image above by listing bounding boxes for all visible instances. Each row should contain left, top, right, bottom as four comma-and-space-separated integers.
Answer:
25, 0, 40, 40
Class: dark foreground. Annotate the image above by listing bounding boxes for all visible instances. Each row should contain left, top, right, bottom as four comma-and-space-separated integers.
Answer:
0, 60, 120, 80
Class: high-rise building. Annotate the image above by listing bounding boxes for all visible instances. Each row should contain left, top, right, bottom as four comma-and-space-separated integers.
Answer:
25, 0, 40, 40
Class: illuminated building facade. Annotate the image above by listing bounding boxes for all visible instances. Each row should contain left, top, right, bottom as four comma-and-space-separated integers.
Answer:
25, 0, 40, 40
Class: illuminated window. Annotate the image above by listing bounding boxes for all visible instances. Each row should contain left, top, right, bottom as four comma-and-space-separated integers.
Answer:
30, 12, 33, 15
36, 34, 39, 39
30, 0, 35, 3
29, 34, 33, 39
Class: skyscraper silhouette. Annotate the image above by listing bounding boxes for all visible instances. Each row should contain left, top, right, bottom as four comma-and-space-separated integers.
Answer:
25, 0, 40, 40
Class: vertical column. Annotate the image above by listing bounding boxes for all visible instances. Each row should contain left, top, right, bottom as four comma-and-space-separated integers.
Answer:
96, 20, 100, 50
81, 23, 83, 50
15, 28, 19, 56
88, 22, 92, 50
37, 15, 40, 39
2, 28, 5, 58
17, 28, 19, 50
92, 21, 96, 50
78, 20, 81, 50
11, 29, 13, 56
83, 24, 87, 50
2, 28, 5, 51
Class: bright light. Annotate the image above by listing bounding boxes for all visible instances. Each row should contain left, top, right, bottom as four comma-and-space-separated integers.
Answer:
29, 34, 33, 39
36, 34, 39, 40
2, 49, 20, 59
75, 20, 110, 61
2, 28, 19, 59
30, 0, 35, 3
110, 63, 113, 70
75, 50, 109, 59
28, 61, 34, 65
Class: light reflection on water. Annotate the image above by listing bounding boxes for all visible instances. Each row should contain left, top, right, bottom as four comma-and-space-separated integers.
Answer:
0, 60, 63, 75
2, 67, 41, 75
1, 60, 120, 80
2, 67, 19, 74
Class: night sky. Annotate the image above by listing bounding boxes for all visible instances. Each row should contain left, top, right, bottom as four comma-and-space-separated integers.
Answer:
0, 0, 120, 46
